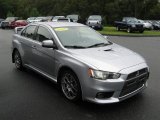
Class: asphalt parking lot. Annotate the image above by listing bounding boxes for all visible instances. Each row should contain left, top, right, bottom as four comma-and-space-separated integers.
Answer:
0, 29, 160, 120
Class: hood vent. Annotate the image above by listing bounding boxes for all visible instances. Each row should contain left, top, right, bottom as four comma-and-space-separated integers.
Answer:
104, 49, 113, 51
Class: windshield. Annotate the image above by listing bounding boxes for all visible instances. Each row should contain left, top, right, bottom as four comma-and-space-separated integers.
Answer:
6, 17, 15, 21
53, 26, 111, 49
67, 15, 78, 20
53, 16, 65, 20
88, 16, 102, 20
126, 18, 138, 23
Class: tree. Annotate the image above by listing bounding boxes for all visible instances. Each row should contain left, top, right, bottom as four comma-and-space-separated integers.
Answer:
7, 11, 14, 17
29, 8, 41, 17
0, 0, 159, 25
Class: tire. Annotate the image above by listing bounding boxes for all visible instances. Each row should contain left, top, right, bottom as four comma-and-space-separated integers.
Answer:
127, 27, 132, 33
13, 50, 23, 70
60, 70, 81, 102
116, 26, 120, 31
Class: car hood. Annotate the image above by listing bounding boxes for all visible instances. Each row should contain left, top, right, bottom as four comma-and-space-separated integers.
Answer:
67, 44, 146, 73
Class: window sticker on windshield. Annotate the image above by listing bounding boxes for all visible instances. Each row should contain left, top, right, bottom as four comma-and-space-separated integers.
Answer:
55, 28, 68, 31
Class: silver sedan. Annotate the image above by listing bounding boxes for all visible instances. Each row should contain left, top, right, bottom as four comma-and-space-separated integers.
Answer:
12, 22, 149, 104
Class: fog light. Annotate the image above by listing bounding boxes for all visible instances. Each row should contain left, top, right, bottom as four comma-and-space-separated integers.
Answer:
96, 92, 114, 99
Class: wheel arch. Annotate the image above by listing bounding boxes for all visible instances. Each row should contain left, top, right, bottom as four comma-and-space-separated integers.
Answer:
12, 48, 18, 63
57, 66, 79, 85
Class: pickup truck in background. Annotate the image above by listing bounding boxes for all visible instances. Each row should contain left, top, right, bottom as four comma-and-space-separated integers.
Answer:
115, 17, 144, 33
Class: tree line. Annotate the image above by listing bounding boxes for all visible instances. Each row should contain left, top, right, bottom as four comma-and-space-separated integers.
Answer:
0, 0, 160, 24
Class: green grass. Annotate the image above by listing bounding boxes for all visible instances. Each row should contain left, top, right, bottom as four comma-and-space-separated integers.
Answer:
98, 27, 160, 36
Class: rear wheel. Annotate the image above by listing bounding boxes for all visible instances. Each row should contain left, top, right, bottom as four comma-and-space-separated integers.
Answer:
60, 70, 81, 102
13, 50, 23, 70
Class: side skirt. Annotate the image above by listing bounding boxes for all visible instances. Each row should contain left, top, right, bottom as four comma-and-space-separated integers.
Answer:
24, 64, 57, 83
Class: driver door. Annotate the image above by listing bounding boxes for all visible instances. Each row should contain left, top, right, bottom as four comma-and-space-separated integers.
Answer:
31, 26, 56, 77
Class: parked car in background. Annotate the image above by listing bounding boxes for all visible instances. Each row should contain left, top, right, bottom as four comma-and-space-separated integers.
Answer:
86, 15, 103, 30
0, 18, 5, 28
52, 16, 65, 22
10, 20, 28, 29
27, 17, 36, 23
138, 20, 153, 30
12, 22, 149, 104
46, 16, 54, 22
1, 17, 19, 29
115, 17, 144, 33
150, 21, 160, 30
66, 14, 81, 23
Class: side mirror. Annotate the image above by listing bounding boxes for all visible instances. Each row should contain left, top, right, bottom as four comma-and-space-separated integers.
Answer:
104, 35, 108, 39
42, 40, 57, 49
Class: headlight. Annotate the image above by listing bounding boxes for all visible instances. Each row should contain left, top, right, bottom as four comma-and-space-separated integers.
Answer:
88, 69, 121, 80
132, 25, 136, 27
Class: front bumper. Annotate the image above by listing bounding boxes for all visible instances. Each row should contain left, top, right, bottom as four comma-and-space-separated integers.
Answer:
1, 22, 10, 28
87, 23, 103, 29
82, 63, 149, 104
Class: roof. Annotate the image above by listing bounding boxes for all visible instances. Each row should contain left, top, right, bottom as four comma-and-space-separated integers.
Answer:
32, 22, 85, 28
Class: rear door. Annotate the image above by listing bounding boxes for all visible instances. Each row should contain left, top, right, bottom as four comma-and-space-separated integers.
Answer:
31, 25, 56, 76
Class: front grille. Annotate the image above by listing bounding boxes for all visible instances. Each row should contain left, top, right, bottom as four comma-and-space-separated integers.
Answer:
127, 68, 148, 80
1, 22, 9, 26
119, 68, 149, 97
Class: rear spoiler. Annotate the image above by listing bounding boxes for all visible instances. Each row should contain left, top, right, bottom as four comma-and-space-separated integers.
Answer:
14, 26, 25, 34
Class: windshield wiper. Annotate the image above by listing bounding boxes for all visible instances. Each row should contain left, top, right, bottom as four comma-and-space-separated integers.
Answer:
64, 45, 87, 49
87, 43, 111, 48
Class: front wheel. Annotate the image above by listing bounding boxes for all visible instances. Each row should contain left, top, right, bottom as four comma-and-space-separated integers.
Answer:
60, 70, 81, 102
13, 50, 23, 70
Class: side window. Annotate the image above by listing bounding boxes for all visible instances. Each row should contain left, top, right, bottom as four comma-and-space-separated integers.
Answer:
21, 29, 26, 36
21, 26, 37, 39
25, 26, 37, 39
36, 26, 52, 42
